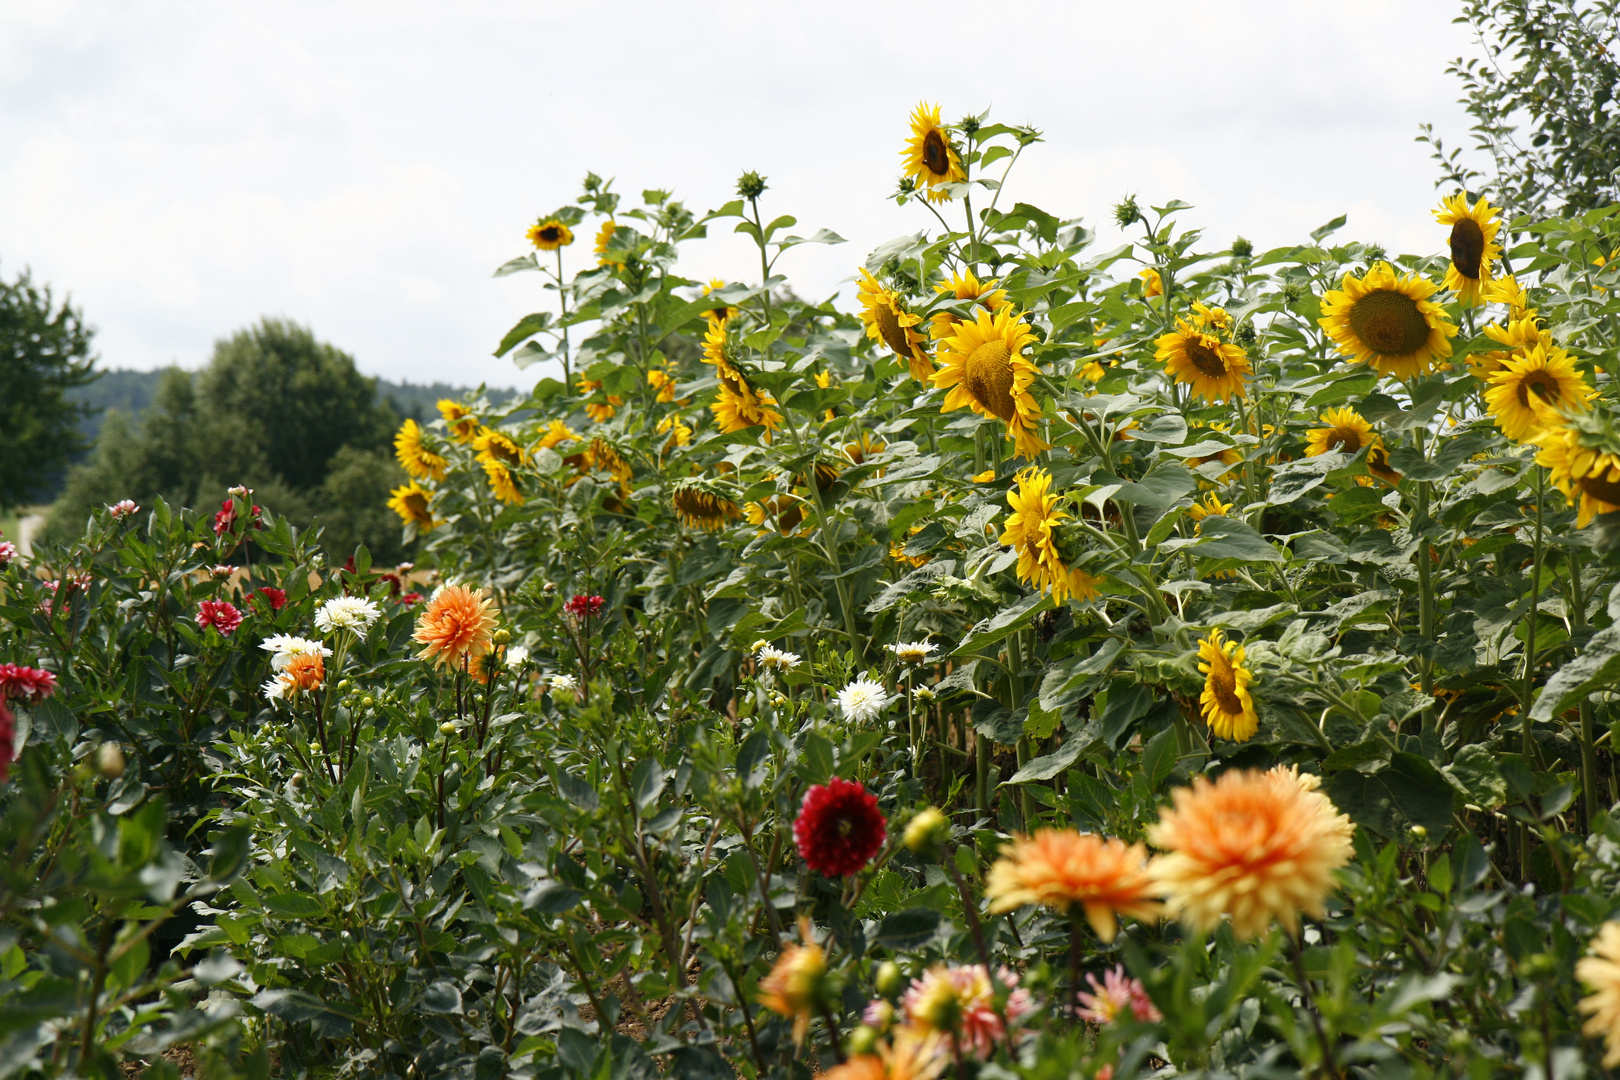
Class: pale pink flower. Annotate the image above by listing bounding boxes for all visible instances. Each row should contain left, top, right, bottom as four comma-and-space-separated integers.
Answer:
1076, 965, 1161, 1024
0, 540, 15, 568
108, 500, 139, 519
899, 963, 1034, 1059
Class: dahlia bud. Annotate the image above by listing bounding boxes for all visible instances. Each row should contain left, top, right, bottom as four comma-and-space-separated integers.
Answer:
361, 696, 375, 707
492, 629, 512, 646
904, 807, 952, 859
96, 741, 126, 779
1409, 824, 1428, 840
875, 960, 904, 998
439, 722, 457, 735
847, 1025, 880, 1056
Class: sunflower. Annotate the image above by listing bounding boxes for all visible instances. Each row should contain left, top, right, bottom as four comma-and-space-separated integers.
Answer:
1185, 492, 1231, 531
413, 584, 498, 670
1362, 443, 1403, 487
1433, 193, 1502, 307
585, 397, 621, 423
648, 366, 677, 403
844, 431, 887, 469
1196, 628, 1258, 741
702, 278, 739, 324
999, 466, 1103, 604
526, 218, 573, 251
1483, 275, 1532, 316
473, 427, 527, 468
933, 307, 1050, 459
482, 458, 525, 505
900, 102, 965, 203
984, 830, 1162, 942
537, 419, 580, 450
746, 494, 806, 537
1149, 765, 1354, 939
1485, 343, 1596, 443
711, 371, 783, 441
671, 478, 742, 531
1471, 312, 1551, 380
890, 524, 932, 567
437, 399, 478, 443
1318, 262, 1457, 380
588, 436, 633, 484
388, 481, 441, 531
1191, 301, 1231, 332
701, 318, 742, 382
393, 418, 447, 482
593, 220, 616, 266
929, 269, 1009, 340
1305, 407, 1378, 458
1534, 420, 1620, 527
857, 269, 931, 382
1139, 268, 1162, 298
656, 413, 691, 452
1155, 320, 1251, 403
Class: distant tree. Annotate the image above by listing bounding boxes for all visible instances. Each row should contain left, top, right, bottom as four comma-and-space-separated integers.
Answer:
0, 264, 98, 510
1423, 0, 1620, 218
311, 446, 411, 565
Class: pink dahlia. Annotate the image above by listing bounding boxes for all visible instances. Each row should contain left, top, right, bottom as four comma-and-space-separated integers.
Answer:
1077, 965, 1161, 1024
793, 778, 886, 877
0, 540, 15, 568
0, 664, 56, 704
108, 500, 139, 519
197, 600, 243, 635
899, 963, 1035, 1059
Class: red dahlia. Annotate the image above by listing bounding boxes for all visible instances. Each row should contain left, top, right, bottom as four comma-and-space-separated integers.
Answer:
564, 594, 605, 618
212, 499, 236, 536
0, 663, 56, 704
793, 778, 887, 877
197, 600, 243, 635
256, 587, 287, 611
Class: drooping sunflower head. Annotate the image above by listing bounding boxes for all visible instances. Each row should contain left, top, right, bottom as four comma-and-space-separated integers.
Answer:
997, 466, 1101, 604
394, 418, 447, 482
670, 478, 742, 532
587, 436, 633, 484
1535, 413, 1620, 527
856, 269, 931, 382
932, 306, 1050, 459
1196, 627, 1258, 742
702, 278, 740, 324
537, 419, 580, 450
482, 458, 525, 505
388, 481, 441, 532
593, 220, 617, 266
527, 218, 574, 252
710, 370, 783, 441
929, 270, 1008, 340
1318, 262, 1458, 380
474, 427, 527, 468
437, 399, 478, 443
1185, 492, 1232, 531
1361, 443, 1403, 488
1434, 193, 1502, 307
701, 317, 742, 382
1305, 407, 1379, 458
1154, 319, 1252, 403
901, 102, 965, 203
1485, 343, 1596, 443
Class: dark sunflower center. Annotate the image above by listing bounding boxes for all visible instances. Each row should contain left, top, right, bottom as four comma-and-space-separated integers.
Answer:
874, 304, 914, 359
1185, 338, 1230, 378
922, 130, 950, 177
489, 440, 520, 465
963, 340, 1017, 421
404, 492, 428, 517
1210, 664, 1243, 715
1449, 217, 1485, 279
1580, 474, 1620, 505
1367, 446, 1395, 473
1347, 289, 1431, 357
540, 226, 561, 242
1516, 371, 1561, 407
1326, 426, 1364, 453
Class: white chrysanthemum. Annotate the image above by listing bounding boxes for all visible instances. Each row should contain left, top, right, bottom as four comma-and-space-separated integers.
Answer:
506, 645, 530, 667
758, 646, 802, 671
837, 677, 889, 723
314, 596, 382, 634
261, 676, 288, 702
549, 673, 580, 695
887, 640, 939, 664
258, 635, 332, 672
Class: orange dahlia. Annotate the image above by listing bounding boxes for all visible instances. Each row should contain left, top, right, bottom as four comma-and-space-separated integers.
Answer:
412, 585, 498, 670
1148, 765, 1354, 939
984, 829, 1162, 942
758, 918, 830, 1045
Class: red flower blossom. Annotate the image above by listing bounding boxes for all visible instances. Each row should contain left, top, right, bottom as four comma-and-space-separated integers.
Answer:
794, 778, 887, 877
197, 600, 243, 635
255, 587, 287, 611
0, 664, 56, 703
400, 592, 424, 606
564, 594, 605, 619
0, 540, 17, 568
0, 700, 12, 782
213, 499, 236, 536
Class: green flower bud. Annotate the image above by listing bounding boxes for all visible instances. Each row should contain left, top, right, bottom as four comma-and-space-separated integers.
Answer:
847, 1025, 881, 1056
361, 696, 375, 708
492, 629, 512, 646
439, 722, 457, 736
875, 960, 904, 998
96, 741, 126, 780
1113, 195, 1141, 229
904, 807, 952, 859
736, 171, 768, 199
1231, 235, 1254, 259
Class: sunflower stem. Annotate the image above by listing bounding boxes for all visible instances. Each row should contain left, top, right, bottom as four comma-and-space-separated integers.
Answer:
1288, 934, 1343, 1080
1416, 475, 1436, 730
554, 247, 572, 389
1570, 547, 1601, 823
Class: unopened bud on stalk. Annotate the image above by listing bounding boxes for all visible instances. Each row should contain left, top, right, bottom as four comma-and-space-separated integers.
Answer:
847, 1025, 880, 1056
96, 741, 126, 779
289, 772, 303, 786
338, 679, 352, 691
904, 807, 951, 859
874, 960, 903, 998
1409, 824, 1428, 840
542, 581, 556, 595
361, 696, 374, 708
439, 722, 458, 736
492, 629, 511, 646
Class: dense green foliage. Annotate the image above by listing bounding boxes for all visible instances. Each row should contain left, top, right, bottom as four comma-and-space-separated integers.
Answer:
0, 264, 97, 511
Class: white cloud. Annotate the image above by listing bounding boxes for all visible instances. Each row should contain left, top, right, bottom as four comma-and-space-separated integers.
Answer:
0, 1, 1480, 388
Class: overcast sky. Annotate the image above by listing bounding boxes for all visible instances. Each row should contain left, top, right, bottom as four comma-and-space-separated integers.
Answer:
0, 2, 1482, 390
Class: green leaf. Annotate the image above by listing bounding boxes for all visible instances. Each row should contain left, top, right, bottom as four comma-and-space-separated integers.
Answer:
1442, 744, 1508, 809
631, 758, 668, 812
874, 909, 942, 950
1166, 516, 1283, 563
494, 312, 553, 357
1531, 624, 1620, 721
1005, 739, 1086, 784
1324, 752, 1455, 838
1267, 454, 1347, 504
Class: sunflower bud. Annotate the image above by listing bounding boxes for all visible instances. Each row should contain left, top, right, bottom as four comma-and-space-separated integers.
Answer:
1231, 235, 1254, 259
1233, 320, 1257, 347
736, 171, 768, 199
96, 741, 125, 779
1112, 195, 1141, 229
957, 114, 981, 136
904, 807, 952, 859
875, 960, 904, 998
